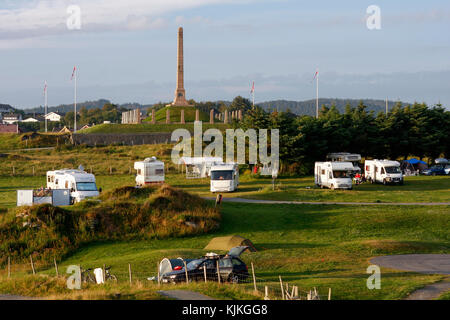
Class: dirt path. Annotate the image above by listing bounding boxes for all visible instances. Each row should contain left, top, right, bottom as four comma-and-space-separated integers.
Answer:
404, 281, 450, 300
205, 197, 450, 206
158, 290, 215, 300
371, 254, 450, 300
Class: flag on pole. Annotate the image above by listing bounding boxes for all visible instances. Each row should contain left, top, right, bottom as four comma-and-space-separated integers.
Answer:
43, 81, 47, 95
71, 66, 76, 80
250, 81, 255, 94
312, 70, 319, 82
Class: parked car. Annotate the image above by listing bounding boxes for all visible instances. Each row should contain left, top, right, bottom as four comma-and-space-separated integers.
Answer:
422, 165, 447, 176
160, 246, 250, 284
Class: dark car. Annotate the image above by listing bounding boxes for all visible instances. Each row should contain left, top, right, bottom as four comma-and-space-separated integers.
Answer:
422, 165, 447, 176
160, 246, 250, 284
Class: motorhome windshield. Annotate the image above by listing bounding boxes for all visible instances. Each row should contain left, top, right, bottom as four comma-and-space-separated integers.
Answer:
385, 166, 401, 174
333, 170, 349, 178
76, 182, 98, 191
211, 170, 233, 181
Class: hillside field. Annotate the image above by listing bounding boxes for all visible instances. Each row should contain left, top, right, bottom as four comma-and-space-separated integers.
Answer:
0, 142, 449, 300
0, 202, 449, 300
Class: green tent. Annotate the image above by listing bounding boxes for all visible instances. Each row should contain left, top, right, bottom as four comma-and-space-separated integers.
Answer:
204, 235, 257, 252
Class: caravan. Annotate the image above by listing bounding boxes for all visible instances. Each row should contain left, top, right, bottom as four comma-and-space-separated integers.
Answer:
46, 169, 99, 203
364, 160, 403, 185
314, 162, 354, 190
134, 157, 165, 187
210, 163, 239, 192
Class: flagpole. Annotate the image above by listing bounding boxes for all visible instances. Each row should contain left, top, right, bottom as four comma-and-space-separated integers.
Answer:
252, 90, 255, 109
385, 98, 388, 115
44, 82, 48, 133
252, 81, 255, 109
74, 68, 77, 133
316, 71, 319, 119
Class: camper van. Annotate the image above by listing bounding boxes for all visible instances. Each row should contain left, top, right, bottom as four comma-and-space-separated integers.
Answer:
326, 152, 362, 174
210, 163, 239, 193
134, 157, 165, 187
46, 169, 99, 203
364, 160, 403, 185
314, 162, 354, 190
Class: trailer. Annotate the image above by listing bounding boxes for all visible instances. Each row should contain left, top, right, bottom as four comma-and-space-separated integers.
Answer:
17, 189, 71, 207
134, 157, 165, 187
364, 160, 403, 185
210, 163, 239, 192
315, 162, 354, 190
46, 169, 99, 203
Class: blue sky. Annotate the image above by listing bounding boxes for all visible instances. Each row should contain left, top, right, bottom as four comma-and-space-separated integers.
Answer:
0, 0, 449, 109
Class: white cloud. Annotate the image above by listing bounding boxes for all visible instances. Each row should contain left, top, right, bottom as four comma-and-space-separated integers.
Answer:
0, 0, 249, 40
175, 15, 212, 26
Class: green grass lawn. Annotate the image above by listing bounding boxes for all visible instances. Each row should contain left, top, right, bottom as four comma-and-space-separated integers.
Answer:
438, 291, 450, 300
166, 174, 450, 203
3, 202, 447, 300
1, 174, 449, 209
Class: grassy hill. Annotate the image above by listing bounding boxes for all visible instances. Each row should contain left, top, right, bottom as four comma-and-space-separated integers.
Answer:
0, 133, 71, 151
14, 98, 416, 118
148, 105, 209, 123
0, 184, 220, 264
78, 123, 230, 134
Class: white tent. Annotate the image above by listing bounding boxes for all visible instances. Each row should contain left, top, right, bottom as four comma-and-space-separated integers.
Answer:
179, 157, 223, 178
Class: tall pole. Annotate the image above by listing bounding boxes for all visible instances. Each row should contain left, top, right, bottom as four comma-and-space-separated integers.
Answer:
44, 81, 48, 133
316, 71, 319, 119
74, 68, 77, 133
385, 98, 388, 115
251, 81, 255, 109
252, 90, 255, 109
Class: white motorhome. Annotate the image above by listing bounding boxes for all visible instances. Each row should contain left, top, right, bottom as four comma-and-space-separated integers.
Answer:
315, 162, 354, 190
326, 152, 362, 174
210, 163, 239, 192
46, 169, 99, 203
364, 160, 403, 185
134, 157, 165, 187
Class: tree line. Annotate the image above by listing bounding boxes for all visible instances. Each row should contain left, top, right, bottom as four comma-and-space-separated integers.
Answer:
238, 101, 450, 174
63, 103, 126, 128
